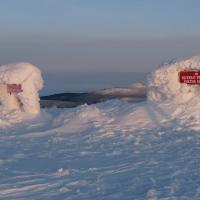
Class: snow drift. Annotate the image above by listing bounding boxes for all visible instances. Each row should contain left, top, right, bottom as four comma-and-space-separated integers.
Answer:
0, 63, 43, 115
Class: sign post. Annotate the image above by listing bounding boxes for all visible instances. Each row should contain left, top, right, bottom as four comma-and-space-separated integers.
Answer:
179, 71, 200, 85
7, 84, 23, 94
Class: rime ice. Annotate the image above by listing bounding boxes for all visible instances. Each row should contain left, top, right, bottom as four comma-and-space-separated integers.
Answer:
148, 56, 200, 103
0, 63, 43, 115
147, 56, 200, 131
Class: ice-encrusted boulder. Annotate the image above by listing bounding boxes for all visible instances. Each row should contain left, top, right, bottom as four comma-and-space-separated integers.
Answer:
0, 62, 43, 115
147, 56, 200, 130
148, 56, 200, 103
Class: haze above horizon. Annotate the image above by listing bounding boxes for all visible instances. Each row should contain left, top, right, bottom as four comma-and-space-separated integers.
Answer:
0, 0, 200, 73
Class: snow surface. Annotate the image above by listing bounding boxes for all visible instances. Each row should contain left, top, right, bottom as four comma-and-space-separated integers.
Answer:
1, 101, 200, 200
1, 57, 200, 199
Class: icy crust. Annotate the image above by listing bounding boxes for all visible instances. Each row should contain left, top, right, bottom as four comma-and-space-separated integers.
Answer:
148, 56, 200, 103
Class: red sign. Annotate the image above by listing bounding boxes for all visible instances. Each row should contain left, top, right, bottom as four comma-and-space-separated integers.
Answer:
179, 71, 200, 84
7, 84, 23, 94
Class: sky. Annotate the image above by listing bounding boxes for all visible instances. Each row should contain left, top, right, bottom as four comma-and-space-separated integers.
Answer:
0, 0, 200, 74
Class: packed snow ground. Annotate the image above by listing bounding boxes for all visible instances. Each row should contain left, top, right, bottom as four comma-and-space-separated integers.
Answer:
1, 100, 200, 200
1, 57, 200, 199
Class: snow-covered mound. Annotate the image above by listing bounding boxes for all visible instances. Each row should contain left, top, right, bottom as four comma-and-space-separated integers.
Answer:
0, 62, 43, 115
147, 56, 200, 130
148, 56, 200, 103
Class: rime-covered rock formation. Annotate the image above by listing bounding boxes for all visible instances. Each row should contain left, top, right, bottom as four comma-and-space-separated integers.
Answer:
0, 63, 43, 115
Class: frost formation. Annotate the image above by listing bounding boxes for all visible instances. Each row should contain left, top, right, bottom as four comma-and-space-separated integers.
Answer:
0, 63, 43, 115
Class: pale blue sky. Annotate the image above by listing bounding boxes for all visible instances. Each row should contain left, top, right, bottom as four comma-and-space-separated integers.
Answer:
0, 0, 200, 73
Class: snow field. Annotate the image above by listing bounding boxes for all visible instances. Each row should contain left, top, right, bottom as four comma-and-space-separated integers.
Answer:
1, 57, 200, 199
1, 102, 200, 199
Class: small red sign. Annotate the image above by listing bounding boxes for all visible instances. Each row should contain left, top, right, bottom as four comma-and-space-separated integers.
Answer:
7, 84, 23, 94
179, 71, 200, 85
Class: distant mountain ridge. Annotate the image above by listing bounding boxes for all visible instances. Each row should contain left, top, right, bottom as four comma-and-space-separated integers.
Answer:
40, 84, 146, 108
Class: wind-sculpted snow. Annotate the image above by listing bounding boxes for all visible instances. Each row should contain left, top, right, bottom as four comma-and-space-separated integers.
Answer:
0, 99, 200, 199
